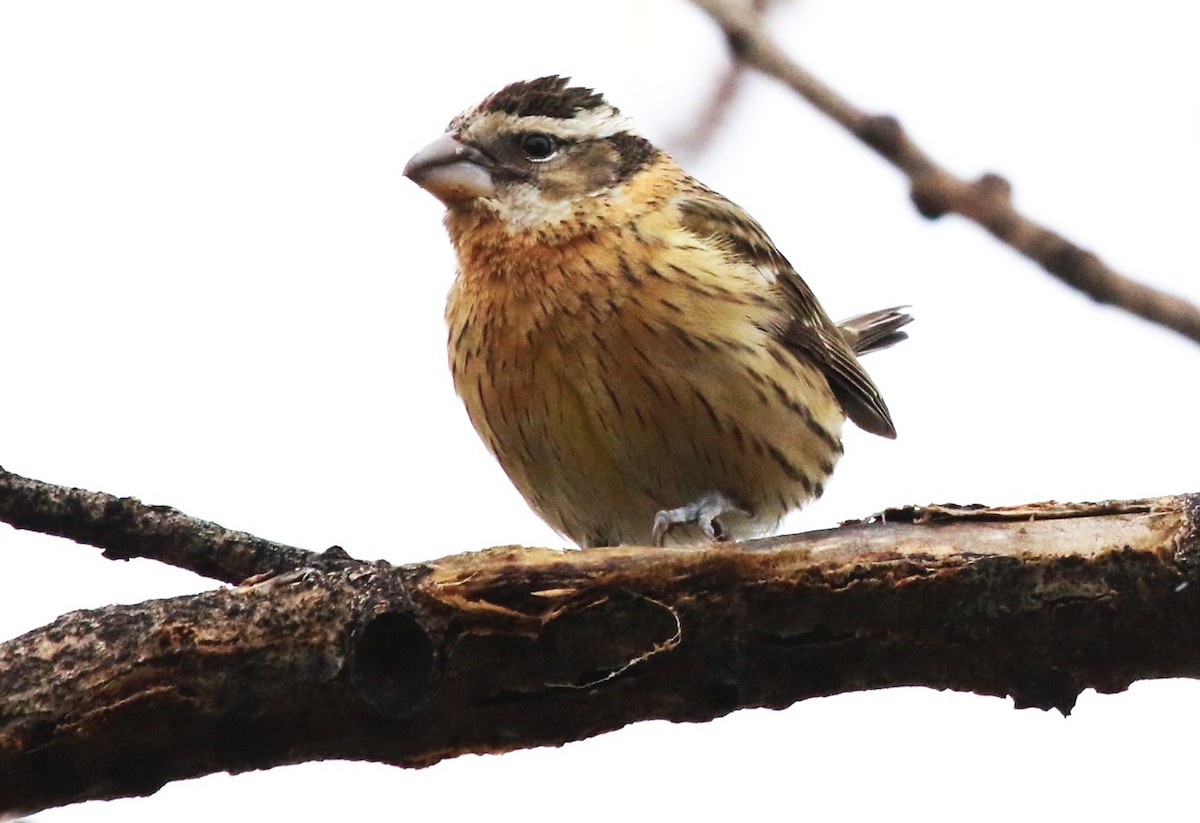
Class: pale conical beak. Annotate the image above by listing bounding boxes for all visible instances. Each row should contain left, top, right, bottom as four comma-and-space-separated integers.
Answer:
403, 133, 496, 205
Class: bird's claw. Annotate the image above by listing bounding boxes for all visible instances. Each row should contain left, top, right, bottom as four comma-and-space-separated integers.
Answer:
651, 491, 752, 547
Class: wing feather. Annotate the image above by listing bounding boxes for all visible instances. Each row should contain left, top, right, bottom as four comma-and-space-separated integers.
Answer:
677, 192, 898, 438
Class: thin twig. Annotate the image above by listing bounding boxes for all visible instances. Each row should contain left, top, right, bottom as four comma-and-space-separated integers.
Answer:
691, 0, 1200, 345
669, 61, 748, 161
669, 0, 775, 160
0, 466, 349, 584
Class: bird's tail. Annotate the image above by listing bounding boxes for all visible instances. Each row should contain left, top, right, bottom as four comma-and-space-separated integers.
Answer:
838, 306, 912, 356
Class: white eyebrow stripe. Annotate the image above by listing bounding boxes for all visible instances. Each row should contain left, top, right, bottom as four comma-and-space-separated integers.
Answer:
469, 108, 637, 141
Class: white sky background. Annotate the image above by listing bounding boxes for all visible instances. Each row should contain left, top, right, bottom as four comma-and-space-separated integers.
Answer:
2, 0, 1200, 819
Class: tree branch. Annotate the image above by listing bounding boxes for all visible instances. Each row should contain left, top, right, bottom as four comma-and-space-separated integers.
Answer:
0, 466, 351, 584
3, 475, 1199, 815
690, 0, 1200, 345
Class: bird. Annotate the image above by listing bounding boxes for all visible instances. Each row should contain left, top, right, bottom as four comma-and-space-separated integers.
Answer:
404, 76, 909, 548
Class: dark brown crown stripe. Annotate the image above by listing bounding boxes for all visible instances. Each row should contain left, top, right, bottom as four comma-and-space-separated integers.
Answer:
481, 76, 607, 120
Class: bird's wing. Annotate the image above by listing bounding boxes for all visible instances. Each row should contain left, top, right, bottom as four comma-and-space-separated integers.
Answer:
677, 192, 898, 438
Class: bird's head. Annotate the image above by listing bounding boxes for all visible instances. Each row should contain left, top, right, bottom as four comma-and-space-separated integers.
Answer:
404, 76, 658, 231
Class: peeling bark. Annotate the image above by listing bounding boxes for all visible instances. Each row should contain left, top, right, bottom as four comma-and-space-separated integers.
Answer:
2, 479, 1199, 816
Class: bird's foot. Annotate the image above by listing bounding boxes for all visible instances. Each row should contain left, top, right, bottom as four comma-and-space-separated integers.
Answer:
651, 491, 752, 547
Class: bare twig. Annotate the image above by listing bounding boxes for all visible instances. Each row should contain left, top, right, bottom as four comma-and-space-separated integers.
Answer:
669, 0, 775, 159
669, 61, 748, 160
0, 466, 349, 584
690, 0, 1200, 345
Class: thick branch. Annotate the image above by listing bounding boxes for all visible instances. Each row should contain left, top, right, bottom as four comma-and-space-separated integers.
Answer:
3, 491, 1199, 815
691, 0, 1200, 344
0, 466, 349, 584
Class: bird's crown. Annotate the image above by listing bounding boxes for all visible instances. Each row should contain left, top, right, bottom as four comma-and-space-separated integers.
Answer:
450, 75, 634, 140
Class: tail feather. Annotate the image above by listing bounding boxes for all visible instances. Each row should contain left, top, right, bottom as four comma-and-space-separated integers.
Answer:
838, 306, 912, 356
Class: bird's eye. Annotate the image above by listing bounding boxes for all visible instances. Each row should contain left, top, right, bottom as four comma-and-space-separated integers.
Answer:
520, 132, 559, 161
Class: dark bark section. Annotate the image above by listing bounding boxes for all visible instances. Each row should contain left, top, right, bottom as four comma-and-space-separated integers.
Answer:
2, 493, 1199, 815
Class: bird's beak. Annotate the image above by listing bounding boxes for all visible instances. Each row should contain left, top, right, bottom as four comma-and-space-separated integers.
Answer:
403, 133, 496, 205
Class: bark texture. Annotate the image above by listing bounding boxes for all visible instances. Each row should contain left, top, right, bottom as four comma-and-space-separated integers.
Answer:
3, 488, 1199, 816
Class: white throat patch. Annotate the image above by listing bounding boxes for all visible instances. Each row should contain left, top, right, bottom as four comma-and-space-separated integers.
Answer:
488, 182, 575, 233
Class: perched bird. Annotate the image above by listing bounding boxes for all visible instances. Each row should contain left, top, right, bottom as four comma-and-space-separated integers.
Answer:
405, 76, 908, 548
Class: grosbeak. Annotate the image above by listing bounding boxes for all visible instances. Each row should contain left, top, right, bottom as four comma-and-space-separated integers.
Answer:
405, 76, 908, 547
